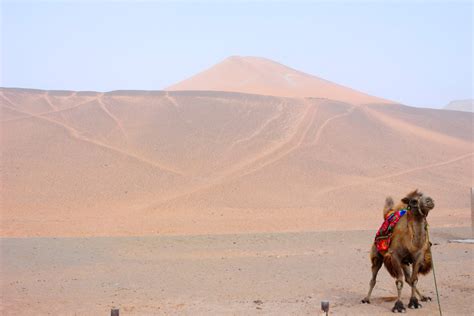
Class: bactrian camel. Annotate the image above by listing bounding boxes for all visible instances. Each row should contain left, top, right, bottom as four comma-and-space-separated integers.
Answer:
362, 189, 435, 313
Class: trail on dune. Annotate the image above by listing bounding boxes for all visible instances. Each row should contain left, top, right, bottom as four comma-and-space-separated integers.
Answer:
43, 93, 58, 111
317, 151, 473, 196
147, 98, 357, 208
163, 92, 197, 130
1, 94, 99, 123
233, 100, 360, 178
1, 97, 184, 176
203, 98, 318, 178
97, 94, 129, 141
163, 93, 223, 146
226, 100, 285, 152
43, 91, 79, 124
306, 104, 357, 147
233, 101, 359, 179
165, 91, 180, 108
235, 98, 319, 178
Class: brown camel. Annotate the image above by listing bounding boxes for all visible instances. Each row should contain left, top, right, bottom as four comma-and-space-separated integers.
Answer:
361, 189, 435, 313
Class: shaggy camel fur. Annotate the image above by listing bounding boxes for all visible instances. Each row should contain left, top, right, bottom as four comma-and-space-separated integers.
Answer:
362, 190, 435, 313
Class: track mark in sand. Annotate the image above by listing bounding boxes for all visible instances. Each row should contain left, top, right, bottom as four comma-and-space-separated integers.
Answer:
307, 105, 357, 147
44, 91, 71, 124
225, 100, 356, 179
234, 99, 319, 178
98, 94, 129, 141
2, 98, 184, 176
165, 91, 180, 108
0, 94, 99, 123
318, 152, 473, 196
148, 99, 319, 207
227, 101, 285, 152
1, 103, 83, 139
43, 93, 58, 112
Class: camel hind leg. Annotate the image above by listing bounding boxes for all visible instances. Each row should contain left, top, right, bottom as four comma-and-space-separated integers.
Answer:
383, 252, 406, 313
362, 245, 383, 304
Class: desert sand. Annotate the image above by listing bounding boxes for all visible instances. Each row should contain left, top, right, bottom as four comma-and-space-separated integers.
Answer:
1, 228, 472, 315
1, 57, 473, 315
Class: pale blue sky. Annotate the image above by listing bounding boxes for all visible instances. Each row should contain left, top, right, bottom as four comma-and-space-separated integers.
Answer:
1, 0, 472, 108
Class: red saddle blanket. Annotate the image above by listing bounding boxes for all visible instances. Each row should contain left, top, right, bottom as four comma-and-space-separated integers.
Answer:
375, 209, 407, 254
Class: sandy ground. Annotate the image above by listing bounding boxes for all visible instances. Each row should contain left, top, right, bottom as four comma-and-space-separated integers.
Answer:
1, 227, 472, 315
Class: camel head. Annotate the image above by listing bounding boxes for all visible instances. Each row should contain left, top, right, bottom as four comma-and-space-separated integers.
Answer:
401, 189, 435, 217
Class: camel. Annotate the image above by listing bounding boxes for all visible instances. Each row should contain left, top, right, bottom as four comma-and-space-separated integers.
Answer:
361, 189, 435, 313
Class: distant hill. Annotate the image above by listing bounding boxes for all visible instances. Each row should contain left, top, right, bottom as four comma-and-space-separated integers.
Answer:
444, 99, 473, 112
167, 56, 393, 105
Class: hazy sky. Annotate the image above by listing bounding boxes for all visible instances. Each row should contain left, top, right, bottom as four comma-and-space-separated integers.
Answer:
1, 1, 472, 108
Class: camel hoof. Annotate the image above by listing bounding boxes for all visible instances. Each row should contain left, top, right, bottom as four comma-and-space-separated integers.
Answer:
392, 301, 406, 313
361, 298, 370, 304
408, 297, 422, 309
420, 296, 431, 302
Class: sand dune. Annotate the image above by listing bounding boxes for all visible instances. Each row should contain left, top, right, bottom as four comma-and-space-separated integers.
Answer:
443, 99, 473, 112
167, 56, 394, 105
1, 87, 472, 237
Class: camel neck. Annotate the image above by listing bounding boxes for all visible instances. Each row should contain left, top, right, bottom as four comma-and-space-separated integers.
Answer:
411, 214, 427, 248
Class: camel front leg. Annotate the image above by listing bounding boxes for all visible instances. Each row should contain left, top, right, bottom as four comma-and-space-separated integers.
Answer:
402, 264, 431, 302
392, 278, 406, 313
407, 261, 423, 309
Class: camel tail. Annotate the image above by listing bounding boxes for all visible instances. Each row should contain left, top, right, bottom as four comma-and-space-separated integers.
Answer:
383, 196, 394, 219
383, 253, 402, 278
419, 248, 433, 275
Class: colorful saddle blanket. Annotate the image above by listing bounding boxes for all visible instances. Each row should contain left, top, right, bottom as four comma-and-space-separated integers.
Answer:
375, 209, 407, 254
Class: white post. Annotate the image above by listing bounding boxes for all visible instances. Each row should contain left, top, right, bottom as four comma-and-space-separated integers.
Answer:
471, 187, 473, 237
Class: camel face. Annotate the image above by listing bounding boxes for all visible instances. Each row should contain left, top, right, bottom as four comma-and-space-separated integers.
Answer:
402, 190, 434, 217
420, 195, 435, 214
411, 193, 435, 217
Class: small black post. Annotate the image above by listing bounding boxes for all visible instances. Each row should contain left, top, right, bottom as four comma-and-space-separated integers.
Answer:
111, 308, 119, 316
321, 300, 329, 315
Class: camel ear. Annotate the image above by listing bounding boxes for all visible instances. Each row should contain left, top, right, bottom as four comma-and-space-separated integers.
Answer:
401, 197, 410, 204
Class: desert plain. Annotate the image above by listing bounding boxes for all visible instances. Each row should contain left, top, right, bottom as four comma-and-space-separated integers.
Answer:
1, 56, 473, 315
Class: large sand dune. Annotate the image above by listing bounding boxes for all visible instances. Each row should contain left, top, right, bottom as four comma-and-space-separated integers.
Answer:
167, 56, 393, 105
1, 60, 473, 315
1, 87, 472, 237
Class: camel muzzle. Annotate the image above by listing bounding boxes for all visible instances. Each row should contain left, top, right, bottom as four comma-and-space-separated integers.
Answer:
408, 198, 430, 217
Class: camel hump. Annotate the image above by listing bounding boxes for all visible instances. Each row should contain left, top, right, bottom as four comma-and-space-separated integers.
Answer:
383, 196, 394, 218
